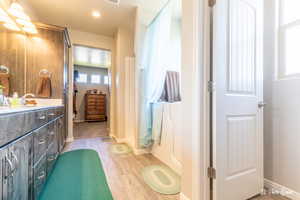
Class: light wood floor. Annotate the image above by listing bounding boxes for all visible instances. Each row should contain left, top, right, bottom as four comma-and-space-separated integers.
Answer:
251, 195, 290, 200
67, 123, 290, 200
73, 122, 108, 139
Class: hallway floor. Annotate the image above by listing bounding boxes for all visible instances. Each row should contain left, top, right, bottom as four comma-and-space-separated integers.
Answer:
67, 123, 289, 200
73, 122, 108, 139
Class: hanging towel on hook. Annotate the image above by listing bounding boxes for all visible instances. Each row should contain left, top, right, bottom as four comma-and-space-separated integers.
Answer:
36, 75, 52, 98
160, 71, 181, 103
0, 73, 10, 96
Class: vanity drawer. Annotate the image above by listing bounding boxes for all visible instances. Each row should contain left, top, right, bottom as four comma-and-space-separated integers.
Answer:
47, 108, 57, 121
0, 112, 25, 147
55, 107, 64, 117
33, 125, 48, 164
47, 121, 56, 148
25, 110, 49, 131
46, 142, 58, 177
33, 154, 47, 200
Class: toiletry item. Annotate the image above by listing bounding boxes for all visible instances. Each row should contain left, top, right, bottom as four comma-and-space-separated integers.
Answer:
10, 92, 20, 107
0, 86, 4, 106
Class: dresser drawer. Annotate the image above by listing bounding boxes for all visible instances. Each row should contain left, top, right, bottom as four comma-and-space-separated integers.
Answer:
33, 125, 48, 164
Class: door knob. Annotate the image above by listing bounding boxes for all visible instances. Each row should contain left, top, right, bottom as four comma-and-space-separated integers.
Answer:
258, 101, 267, 108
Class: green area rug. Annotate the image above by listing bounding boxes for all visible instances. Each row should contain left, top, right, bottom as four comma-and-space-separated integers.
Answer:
110, 144, 131, 155
141, 165, 181, 195
39, 149, 113, 200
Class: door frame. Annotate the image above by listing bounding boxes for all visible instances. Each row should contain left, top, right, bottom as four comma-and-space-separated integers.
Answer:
180, 0, 212, 199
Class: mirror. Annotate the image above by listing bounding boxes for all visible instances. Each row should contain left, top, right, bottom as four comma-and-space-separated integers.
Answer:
0, 25, 65, 99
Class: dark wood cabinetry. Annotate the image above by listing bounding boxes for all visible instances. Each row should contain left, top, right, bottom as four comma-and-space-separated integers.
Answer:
0, 106, 66, 200
85, 94, 106, 122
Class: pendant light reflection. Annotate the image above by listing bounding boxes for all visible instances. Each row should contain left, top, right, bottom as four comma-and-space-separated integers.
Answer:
0, 2, 38, 34
16, 18, 34, 27
0, 8, 10, 23
22, 26, 37, 34
3, 22, 20, 31
8, 2, 30, 20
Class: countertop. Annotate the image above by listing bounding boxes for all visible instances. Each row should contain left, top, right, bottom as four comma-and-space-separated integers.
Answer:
0, 105, 64, 115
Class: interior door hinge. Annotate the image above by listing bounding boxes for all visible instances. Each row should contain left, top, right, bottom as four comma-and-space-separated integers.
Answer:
208, 167, 216, 179
209, 0, 216, 7
208, 81, 215, 93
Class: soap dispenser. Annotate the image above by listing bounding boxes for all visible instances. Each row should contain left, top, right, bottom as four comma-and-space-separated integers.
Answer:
0, 85, 4, 106
10, 92, 20, 107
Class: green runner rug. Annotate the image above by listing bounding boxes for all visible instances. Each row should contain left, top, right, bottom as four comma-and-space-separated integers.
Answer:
39, 149, 113, 200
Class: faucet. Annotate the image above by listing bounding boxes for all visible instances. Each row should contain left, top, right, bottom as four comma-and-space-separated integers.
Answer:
21, 93, 35, 105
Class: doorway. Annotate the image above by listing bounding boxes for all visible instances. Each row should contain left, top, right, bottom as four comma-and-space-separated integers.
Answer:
72, 45, 111, 139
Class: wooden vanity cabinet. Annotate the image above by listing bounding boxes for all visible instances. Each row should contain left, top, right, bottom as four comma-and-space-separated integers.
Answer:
0, 106, 66, 200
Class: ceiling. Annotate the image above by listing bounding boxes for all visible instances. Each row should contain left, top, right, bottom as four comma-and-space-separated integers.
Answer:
25, 0, 171, 37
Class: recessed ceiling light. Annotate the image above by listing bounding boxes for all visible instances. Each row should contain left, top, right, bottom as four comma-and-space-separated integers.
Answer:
92, 11, 101, 18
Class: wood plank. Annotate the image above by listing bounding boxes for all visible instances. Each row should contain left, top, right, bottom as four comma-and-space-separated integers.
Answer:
26, 28, 64, 99
0, 26, 26, 96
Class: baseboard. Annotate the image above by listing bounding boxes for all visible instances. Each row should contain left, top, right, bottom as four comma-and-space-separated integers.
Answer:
66, 137, 74, 143
180, 193, 191, 200
115, 137, 128, 144
132, 147, 151, 155
264, 179, 300, 200
73, 119, 85, 123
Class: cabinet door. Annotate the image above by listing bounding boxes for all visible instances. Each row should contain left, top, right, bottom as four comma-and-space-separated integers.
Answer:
33, 155, 46, 200
7, 135, 33, 200
1, 147, 8, 200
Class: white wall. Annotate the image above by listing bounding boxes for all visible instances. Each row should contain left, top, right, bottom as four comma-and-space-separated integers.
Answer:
264, 0, 300, 195
151, 103, 183, 175
114, 27, 135, 140
67, 29, 115, 141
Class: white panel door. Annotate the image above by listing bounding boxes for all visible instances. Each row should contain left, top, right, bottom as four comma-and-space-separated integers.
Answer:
213, 0, 264, 199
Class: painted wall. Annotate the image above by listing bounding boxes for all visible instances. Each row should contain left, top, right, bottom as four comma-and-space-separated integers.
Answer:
67, 29, 115, 141
74, 66, 109, 122
114, 27, 134, 139
264, 0, 300, 195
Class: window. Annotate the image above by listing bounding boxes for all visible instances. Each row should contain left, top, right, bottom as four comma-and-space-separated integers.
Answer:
104, 76, 109, 85
76, 73, 87, 83
74, 46, 89, 63
278, 0, 300, 77
73, 45, 112, 68
91, 74, 101, 84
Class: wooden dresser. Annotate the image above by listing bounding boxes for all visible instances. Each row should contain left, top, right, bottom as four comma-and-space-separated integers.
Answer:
85, 93, 106, 122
